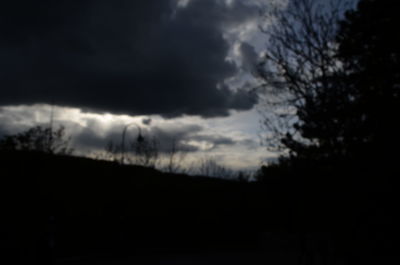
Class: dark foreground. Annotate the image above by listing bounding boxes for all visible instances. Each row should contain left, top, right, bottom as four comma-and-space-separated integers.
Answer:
1, 151, 399, 265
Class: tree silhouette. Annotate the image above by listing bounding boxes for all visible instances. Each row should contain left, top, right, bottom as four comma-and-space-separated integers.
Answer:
164, 138, 188, 173
131, 131, 159, 168
104, 125, 159, 167
0, 125, 73, 155
336, 0, 400, 165
258, 0, 350, 161
258, 0, 399, 166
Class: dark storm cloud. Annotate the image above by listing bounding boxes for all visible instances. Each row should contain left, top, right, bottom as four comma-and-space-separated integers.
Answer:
142, 118, 152, 126
0, 0, 258, 117
240, 42, 259, 74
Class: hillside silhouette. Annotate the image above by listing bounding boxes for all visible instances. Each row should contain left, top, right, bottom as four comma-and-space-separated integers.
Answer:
1, 150, 269, 264
1, 150, 400, 265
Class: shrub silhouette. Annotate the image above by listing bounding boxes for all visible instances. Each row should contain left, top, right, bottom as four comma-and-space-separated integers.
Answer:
0, 125, 73, 155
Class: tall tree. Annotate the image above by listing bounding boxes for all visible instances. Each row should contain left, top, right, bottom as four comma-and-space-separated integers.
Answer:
258, 0, 352, 163
336, 0, 400, 164
259, 0, 399, 166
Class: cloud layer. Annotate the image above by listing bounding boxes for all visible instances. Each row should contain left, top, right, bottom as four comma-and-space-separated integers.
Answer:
0, 0, 261, 117
0, 104, 271, 170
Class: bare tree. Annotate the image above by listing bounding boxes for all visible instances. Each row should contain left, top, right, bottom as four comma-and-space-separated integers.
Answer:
131, 132, 159, 168
195, 157, 235, 178
257, 0, 352, 158
103, 124, 159, 167
100, 140, 121, 163
0, 125, 73, 155
164, 138, 188, 173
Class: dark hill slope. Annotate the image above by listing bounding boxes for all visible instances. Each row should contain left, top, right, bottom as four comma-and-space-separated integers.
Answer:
3, 151, 399, 265
0, 151, 270, 263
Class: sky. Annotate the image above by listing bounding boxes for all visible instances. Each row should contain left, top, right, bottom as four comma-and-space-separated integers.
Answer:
1, 0, 351, 171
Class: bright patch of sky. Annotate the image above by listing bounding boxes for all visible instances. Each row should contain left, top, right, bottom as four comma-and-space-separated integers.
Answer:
0, 104, 276, 171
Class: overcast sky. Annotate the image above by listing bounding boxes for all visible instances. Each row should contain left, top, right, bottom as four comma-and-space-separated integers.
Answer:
1, 0, 352, 171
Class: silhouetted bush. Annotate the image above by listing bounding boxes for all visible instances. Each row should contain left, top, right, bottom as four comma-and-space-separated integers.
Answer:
0, 125, 73, 155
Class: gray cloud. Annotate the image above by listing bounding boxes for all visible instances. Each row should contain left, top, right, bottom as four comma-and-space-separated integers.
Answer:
240, 42, 259, 74
0, 104, 271, 169
189, 134, 235, 149
72, 121, 237, 154
0, 0, 259, 118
